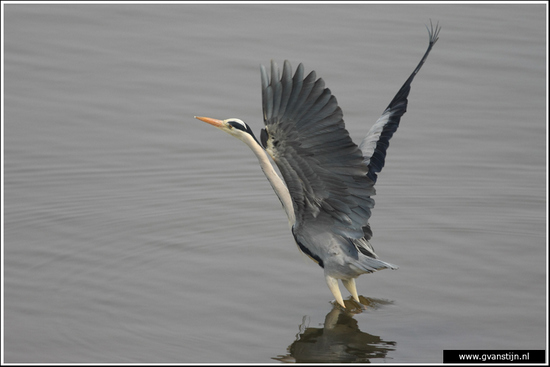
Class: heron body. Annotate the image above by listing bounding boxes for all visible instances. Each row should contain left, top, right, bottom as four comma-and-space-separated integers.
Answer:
195, 23, 440, 307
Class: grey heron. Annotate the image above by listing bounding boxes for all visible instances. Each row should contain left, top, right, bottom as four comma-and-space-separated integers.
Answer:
195, 22, 440, 308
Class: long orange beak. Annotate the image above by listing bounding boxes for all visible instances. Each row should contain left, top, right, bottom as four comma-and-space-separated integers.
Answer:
194, 116, 224, 128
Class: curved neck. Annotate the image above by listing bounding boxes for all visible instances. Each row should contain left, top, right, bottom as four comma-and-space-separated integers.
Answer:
240, 134, 296, 227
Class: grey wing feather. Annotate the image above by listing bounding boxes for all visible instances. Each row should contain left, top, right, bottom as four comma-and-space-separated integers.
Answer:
360, 20, 441, 182
260, 22, 439, 268
261, 60, 376, 240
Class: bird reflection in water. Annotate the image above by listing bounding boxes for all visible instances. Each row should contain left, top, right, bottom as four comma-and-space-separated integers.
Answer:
273, 297, 396, 363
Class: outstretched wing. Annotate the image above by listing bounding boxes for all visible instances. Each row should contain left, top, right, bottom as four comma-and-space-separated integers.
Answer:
260, 21, 440, 243
260, 60, 375, 240
360, 21, 441, 182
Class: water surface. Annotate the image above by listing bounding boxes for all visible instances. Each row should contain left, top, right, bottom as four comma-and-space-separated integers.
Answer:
4, 3, 547, 363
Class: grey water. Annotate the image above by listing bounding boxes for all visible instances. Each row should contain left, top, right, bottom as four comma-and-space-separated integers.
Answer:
3, 3, 547, 363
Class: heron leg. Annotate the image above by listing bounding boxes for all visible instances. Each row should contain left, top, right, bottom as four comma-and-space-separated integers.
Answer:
325, 275, 345, 308
342, 278, 360, 303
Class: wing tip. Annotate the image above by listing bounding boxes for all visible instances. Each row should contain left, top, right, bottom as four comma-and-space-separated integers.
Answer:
426, 19, 441, 45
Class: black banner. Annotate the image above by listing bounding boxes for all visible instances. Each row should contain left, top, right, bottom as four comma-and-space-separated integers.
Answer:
443, 350, 545, 364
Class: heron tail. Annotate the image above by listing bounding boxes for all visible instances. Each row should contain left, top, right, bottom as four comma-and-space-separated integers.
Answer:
354, 256, 399, 274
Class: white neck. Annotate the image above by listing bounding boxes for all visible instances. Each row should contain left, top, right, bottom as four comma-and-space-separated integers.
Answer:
240, 134, 296, 227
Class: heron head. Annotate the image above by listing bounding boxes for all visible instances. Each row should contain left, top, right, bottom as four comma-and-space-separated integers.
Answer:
194, 116, 258, 144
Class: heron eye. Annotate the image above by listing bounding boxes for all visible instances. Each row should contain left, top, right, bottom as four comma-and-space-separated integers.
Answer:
228, 119, 247, 132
